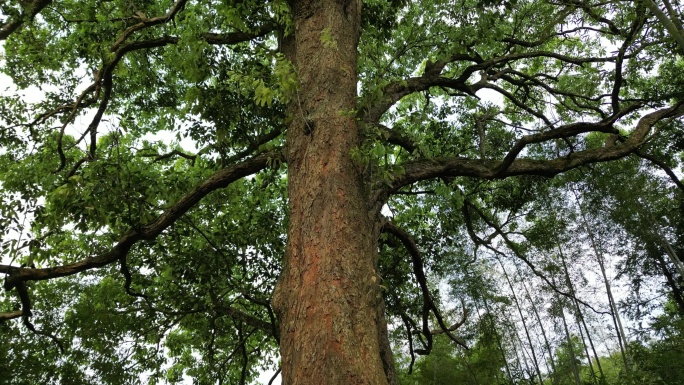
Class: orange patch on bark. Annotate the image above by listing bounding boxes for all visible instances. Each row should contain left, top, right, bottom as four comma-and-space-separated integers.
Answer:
302, 251, 320, 286
325, 313, 344, 356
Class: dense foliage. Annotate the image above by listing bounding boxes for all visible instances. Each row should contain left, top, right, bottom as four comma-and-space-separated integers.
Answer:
1, 0, 683, 383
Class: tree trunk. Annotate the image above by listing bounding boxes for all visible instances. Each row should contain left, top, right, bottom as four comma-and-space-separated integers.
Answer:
655, 229, 684, 279
514, 262, 557, 378
557, 244, 605, 384
559, 304, 582, 385
572, 189, 631, 379
272, 1, 390, 384
479, 298, 515, 384
654, 252, 684, 314
498, 259, 544, 385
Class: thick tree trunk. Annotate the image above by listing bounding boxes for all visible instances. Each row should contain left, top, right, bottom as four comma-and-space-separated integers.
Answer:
272, 1, 389, 384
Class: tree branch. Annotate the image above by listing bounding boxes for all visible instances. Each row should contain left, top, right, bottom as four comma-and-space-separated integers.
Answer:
14, 280, 65, 352
0, 0, 52, 40
373, 124, 419, 155
0, 310, 23, 321
53, 24, 275, 174
494, 104, 641, 175
362, 51, 625, 124
377, 102, 684, 202
110, 0, 189, 52
563, 0, 624, 36
381, 220, 469, 351
646, 0, 684, 55
214, 303, 279, 339
1, 149, 281, 289
138, 149, 198, 165
635, 150, 684, 191
611, 11, 646, 114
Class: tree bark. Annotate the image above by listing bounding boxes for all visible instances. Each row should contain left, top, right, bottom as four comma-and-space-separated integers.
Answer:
645, 0, 684, 55
272, 1, 389, 384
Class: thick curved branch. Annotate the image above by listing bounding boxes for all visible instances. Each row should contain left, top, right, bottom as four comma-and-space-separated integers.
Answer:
661, 0, 684, 32
361, 75, 475, 125
110, 0, 189, 52
494, 104, 641, 175
13, 280, 66, 351
479, 81, 555, 127
61, 73, 114, 177
381, 221, 468, 350
612, 12, 646, 114
15, 281, 32, 318
452, 51, 621, 84
373, 124, 419, 155
1, 149, 281, 289
139, 149, 198, 165
429, 298, 467, 336
54, 82, 98, 172
362, 51, 624, 124
268, 368, 282, 385
646, 0, 684, 55
378, 102, 684, 201
400, 312, 417, 373
119, 255, 148, 300
635, 150, 684, 191
56, 0, 191, 172
57, 0, 195, 171
0, 0, 52, 40
381, 222, 435, 354
0, 310, 23, 321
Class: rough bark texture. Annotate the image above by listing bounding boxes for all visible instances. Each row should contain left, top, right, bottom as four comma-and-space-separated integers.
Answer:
272, 1, 389, 384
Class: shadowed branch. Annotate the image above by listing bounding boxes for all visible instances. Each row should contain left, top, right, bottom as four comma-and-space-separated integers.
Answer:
1, 150, 281, 289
